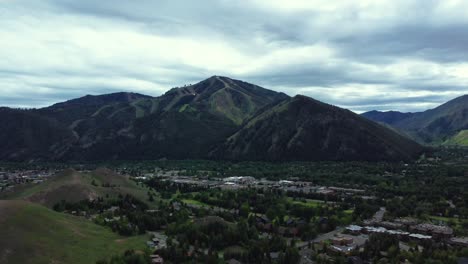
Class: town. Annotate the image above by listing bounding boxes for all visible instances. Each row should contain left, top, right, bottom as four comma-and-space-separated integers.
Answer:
0, 168, 56, 191
1, 156, 467, 264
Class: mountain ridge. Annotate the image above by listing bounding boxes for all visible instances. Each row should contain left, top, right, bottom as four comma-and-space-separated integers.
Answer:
215, 95, 423, 161
362, 94, 468, 144
0, 76, 425, 161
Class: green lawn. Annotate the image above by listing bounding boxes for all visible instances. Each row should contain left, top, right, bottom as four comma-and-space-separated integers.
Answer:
429, 215, 461, 224
182, 199, 210, 207
344, 209, 354, 215
287, 197, 324, 208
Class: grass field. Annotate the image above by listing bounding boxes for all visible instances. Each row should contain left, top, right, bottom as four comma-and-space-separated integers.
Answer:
429, 215, 461, 224
287, 197, 325, 208
0, 200, 148, 264
182, 199, 211, 207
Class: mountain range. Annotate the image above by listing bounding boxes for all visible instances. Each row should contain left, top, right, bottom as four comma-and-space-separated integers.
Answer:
362, 95, 468, 145
0, 76, 425, 162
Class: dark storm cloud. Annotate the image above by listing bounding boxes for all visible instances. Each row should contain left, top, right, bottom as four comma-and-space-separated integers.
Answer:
334, 24, 468, 64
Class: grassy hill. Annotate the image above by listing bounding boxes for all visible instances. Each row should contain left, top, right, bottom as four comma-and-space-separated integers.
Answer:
443, 130, 468, 146
1, 168, 152, 208
0, 200, 148, 264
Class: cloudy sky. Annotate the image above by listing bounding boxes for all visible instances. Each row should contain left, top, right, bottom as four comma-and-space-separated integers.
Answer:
1, 0, 468, 112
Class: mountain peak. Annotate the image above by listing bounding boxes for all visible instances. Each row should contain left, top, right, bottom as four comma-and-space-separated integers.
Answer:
206, 75, 232, 81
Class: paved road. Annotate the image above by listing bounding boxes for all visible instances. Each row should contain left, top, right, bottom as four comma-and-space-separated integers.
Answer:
373, 207, 386, 222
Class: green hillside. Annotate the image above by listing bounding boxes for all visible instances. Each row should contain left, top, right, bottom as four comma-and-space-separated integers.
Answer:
1, 168, 152, 208
444, 130, 468, 146
0, 200, 147, 264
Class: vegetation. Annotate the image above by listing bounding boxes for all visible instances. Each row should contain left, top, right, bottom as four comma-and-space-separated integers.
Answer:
1, 168, 154, 208
0, 76, 426, 162
0, 146, 467, 263
444, 130, 468, 146
363, 94, 468, 145
0, 200, 148, 264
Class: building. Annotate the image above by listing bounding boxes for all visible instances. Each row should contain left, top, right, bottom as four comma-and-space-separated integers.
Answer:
227, 259, 242, 264
408, 233, 432, 241
150, 254, 164, 264
380, 221, 404, 230
450, 237, 468, 247
394, 217, 419, 227
411, 223, 453, 239
329, 245, 355, 256
331, 236, 353, 246
345, 225, 363, 235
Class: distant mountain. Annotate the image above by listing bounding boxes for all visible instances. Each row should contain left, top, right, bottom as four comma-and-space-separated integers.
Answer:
362, 95, 468, 145
0, 76, 424, 161
215, 95, 423, 161
362, 110, 414, 125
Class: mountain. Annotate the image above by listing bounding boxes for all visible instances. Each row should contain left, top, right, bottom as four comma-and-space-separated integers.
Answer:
37, 92, 152, 125
362, 95, 468, 144
0, 107, 75, 160
214, 95, 423, 161
53, 76, 289, 160
362, 110, 415, 125
0, 76, 424, 161
0, 200, 147, 264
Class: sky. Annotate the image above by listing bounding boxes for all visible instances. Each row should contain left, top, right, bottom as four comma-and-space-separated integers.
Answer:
1, 0, 468, 113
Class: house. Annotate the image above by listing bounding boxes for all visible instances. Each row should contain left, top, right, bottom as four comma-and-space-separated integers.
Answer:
450, 237, 468, 247
331, 236, 353, 246
328, 245, 355, 256
107, 206, 119, 213
147, 241, 155, 248
256, 215, 271, 224
408, 233, 432, 241
269, 252, 280, 260
171, 202, 181, 211
227, 259, 242, 264
150, 254, 164, 264
286, 218, 296, 226
345, 225, 363, 235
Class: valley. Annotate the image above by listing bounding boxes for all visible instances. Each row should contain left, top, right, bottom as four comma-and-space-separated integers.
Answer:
0, 147, 467, 263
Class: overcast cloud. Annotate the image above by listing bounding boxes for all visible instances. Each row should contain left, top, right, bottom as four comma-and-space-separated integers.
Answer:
1, 0, 468, 112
